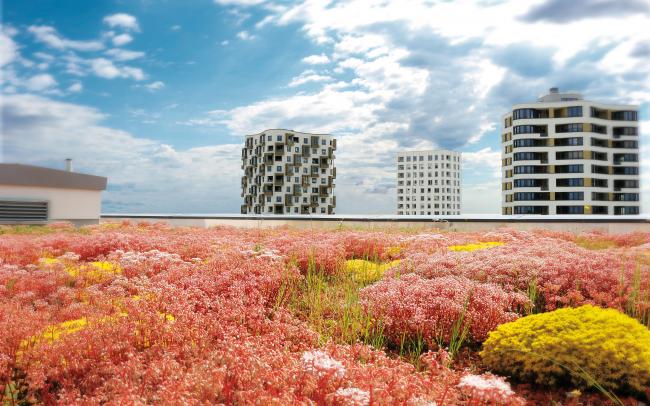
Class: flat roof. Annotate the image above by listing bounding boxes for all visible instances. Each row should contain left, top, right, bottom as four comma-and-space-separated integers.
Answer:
0, 163, 107, 191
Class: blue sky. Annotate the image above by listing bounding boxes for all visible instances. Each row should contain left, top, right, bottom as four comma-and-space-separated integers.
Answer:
2, 0, 649, 214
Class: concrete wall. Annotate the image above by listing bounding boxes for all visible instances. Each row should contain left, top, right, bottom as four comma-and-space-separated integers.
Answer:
0, 185, 102, 222
100, 214, 650, 233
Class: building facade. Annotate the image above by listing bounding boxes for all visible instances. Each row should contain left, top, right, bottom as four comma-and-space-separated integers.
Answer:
501, 88, 640, 215
397, 150, 462, 215
0, 162, 107, 225
241, 129, 336, 215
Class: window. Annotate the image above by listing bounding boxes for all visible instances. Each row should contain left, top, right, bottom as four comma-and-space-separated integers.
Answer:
555, 192, 583, 200
513, 108, 545, 120
321, 139, 326, 145
612, 166, 638, 175
614, 193, 639, 201
613, 127, 638, 136
513, 138, 547, 147
514, 152, 542, 161
611, 111, 637, 121
555, 164, 583, 173
514, 206, 548, 214
567, 106, 583, 117
592, 178, 608, 187
267, 135, 272, 141
514, 192, 550, 201
555, 137, 583, 146
614, 153, 638, 163
514, 165, 547, 174
555, 123, 583, 133
513, 125, 546, 135
556, 151, 583, 160
277, 135, 282, 141
398, 157, 404, 162
556, 178, 583, 187
514, 179, 540, 188
556, 206, 584, 214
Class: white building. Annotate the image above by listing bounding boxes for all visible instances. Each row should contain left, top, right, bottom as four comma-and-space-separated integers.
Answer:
0, 161, 107, 225
241, 129, 336, 215
396, 150, 462, 215
501, 88, 640, 215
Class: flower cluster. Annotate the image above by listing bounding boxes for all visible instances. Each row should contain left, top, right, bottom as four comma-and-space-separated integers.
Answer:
360, 274, 529, 345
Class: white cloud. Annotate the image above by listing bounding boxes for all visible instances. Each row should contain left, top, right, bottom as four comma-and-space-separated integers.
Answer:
112, 33, 133, 46
144, 81, 165, 91
27, 25, 103, 51
288, 72, 333, 87
67, 82, 83, 93
170, 25, 182, 31
0, 29, 18, 67
221, 40, 230, 46
236, 30, 255, 40
105, 48, 145, 61
24, 74, 57, 91
90, 58, 145, 80
302, 54, 330, 65
103, 13, 140, 31
2, 94, 242, 213
214, 0, 266, 5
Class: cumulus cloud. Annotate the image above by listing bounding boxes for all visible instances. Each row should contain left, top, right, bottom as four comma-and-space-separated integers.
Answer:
0, 29, 18, 67
302, 54, 330, 65
24, 74, 57, 91
67, 81, 83, 93
103, 13, 140, 31
288, 71, 333, 87
105, 48, 145, 61
112, 33, 133, 46
236, 30, 255, 40
90, 58, 145, 80
2, 94, 242, 213
144, 81, 165, 91
522, 0, 650, 23
27, 25, 103, 51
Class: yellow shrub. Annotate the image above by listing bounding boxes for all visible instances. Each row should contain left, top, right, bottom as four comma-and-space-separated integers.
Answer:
345, 259, 401, 284
481, 305, 650, 393
448, 241, 504, 252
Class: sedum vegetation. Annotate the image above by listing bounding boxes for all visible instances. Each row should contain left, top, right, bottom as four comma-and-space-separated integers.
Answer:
0, 222, 649, 404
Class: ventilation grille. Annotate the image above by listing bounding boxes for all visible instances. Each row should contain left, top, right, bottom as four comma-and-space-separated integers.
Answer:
0, 200, 48, 223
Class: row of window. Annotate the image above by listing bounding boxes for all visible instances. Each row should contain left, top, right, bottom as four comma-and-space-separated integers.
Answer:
398, 187, 460, 194
398, 180, 461, 186
398, 172, 459, 178
398, 163, 459, 170
398, 154, 459, 162
509, 205, 639, 215
397, 211, 460, 215
398, 203, 460, 209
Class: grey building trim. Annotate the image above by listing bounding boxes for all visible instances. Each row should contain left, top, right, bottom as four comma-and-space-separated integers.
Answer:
0, 163, 107, 191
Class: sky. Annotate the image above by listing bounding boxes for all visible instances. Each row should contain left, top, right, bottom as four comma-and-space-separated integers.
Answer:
1, 0, 649, 214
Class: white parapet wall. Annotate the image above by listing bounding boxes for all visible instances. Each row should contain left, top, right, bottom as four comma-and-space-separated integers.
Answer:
100, 214, 650, 233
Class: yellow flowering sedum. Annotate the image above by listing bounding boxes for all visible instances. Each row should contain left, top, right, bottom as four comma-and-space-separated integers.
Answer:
448, 241, 504, 252
481, 305, 650, 393
345, 259, 401, 284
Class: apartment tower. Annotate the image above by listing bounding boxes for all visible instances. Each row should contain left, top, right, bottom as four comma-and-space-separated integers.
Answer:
501, 88, 640, 215
397, 150, 462, 215
241, 129, 336, 215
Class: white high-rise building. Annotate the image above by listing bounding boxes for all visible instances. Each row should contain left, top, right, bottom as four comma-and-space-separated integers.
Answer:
241, 129, 336, 215
501, 88, 640, 215
396, 150, 462, 215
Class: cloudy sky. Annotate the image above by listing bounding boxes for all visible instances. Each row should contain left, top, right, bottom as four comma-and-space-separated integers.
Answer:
1, 0, 649, 214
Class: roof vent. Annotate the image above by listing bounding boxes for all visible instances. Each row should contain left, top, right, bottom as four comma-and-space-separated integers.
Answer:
549, 87, 559, 94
